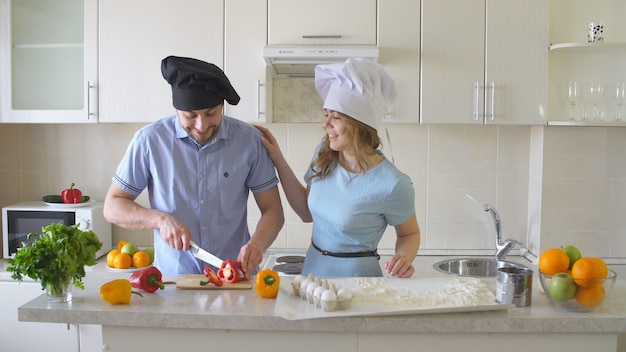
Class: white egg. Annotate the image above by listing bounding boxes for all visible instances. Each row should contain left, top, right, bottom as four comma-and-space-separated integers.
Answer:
306, 281, 319, 304
336, 288, 352, 300
321, 289, 337, 301
313, 285, 326, 308
321, 289, 338, 312
299, 279, 311, 300
336, 288, 353, 310
292, 275, 305, 285
314, 285, 326, 298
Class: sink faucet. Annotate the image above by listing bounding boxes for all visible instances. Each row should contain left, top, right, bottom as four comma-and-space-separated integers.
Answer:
483, 204, 527, 260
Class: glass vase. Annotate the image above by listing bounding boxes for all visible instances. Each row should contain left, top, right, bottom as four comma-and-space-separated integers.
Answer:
45, 279, 73, 303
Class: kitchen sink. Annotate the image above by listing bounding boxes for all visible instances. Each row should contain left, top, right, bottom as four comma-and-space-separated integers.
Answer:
433, 257, 529, 277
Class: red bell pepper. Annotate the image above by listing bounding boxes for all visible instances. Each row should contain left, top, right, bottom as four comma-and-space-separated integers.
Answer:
61, 183, 83, 204
218, 259, 245, 283
200, 267, 223, 286
129, 266, 165, 293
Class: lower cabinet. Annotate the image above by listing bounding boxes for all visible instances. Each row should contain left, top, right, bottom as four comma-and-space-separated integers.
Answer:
0, 280, 102, 352
102, 326, 619, 352
0, 280, 78, 351
358, 333, 617, 352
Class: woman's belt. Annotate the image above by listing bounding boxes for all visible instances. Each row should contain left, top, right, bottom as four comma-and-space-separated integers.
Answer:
311, 241, 380, 259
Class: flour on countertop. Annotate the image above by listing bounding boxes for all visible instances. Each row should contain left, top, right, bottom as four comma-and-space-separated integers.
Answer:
348, 277, 495, 307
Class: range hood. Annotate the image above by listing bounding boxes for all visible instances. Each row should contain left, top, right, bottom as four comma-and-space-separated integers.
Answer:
263, 45, 379, 78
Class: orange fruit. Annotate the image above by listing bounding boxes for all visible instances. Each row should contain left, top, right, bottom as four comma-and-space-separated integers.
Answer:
117, 240, 128, 250
588, 256, 608, 278
571, 257, 605, 287
106, 249, 121, 267
538, 248, 570, 275
113, 253, 132, 269
132, 251, 151, 268
575, 284, 605, 307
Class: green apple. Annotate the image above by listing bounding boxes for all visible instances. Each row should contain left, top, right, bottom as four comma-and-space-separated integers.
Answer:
562, 245, 582, 269
548, 272, 577, 302
120, 242, 139, 256
143, 248, 155, 264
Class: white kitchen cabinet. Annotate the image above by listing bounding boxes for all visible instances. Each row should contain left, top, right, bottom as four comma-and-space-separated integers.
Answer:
268, 0, 377, 45
0, 0, 98, 123
103, 325, 619, 352
104, 326, 356, 351
98, 0, 224, 123
358, 332, 617, 352
223, 0, 269, 122
420, 0, 548, 125
378, 0, 420, 124
0, 280, 78, 351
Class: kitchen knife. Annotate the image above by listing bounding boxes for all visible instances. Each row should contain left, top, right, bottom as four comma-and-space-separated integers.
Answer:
189, 241, 224, 268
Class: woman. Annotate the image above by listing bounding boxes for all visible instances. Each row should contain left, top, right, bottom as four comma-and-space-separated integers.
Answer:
256, 58, 420, 277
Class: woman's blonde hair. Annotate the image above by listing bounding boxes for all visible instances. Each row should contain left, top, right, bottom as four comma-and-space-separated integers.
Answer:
309, 113, 381, 179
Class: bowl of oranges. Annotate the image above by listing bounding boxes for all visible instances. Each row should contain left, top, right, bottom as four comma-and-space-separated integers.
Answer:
538, 246, 616, 312
106, 240, 154, 272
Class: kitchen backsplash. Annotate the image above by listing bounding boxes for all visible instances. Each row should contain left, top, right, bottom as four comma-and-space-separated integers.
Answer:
272, 77, 324, 123
0, 121, 625, 259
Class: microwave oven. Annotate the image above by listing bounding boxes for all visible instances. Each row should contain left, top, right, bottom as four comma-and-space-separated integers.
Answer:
2, 201, 112, 259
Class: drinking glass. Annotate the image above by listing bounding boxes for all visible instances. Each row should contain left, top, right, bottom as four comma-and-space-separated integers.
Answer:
587, 83, 604, 121
567, 81, 579, 121
614, 82, 625, 122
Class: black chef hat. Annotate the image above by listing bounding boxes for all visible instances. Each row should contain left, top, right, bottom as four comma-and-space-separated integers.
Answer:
161, 56, 240, 111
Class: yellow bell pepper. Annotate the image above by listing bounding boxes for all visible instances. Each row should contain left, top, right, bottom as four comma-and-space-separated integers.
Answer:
255, 269, 280, 298
100, 279, 143, 304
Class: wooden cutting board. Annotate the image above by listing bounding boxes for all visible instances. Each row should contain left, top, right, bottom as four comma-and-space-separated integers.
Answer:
171, 274, 252, 290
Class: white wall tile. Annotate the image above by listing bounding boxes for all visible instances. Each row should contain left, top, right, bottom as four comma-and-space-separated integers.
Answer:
543, 127, 610, 179
1, 121, 624, 259
0, 125, 21, 171
428, 125, 497, 175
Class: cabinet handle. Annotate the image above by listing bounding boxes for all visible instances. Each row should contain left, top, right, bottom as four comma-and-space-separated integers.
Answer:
489, 81, 495, 121
302, 35, 342, 39
257, 79, 265, 119
473, 81, 480, 121
87, 81, 96, 120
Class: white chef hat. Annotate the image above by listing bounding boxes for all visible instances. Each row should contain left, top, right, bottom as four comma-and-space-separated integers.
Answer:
315, 58, 396, 130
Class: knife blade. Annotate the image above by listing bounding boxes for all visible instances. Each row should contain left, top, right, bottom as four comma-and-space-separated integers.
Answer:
189, 241, 224, 268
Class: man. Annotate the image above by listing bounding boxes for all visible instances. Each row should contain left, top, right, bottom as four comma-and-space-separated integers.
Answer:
103, 56, 284, 277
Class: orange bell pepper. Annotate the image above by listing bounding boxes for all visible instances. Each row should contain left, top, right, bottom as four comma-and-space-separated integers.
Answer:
255, 269, 280, 298
100, 279, 143, 304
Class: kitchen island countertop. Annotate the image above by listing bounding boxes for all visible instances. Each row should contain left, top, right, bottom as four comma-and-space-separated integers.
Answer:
10, 255, 626, 335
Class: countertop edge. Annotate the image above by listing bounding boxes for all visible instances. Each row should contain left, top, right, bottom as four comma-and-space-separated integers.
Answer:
18, 300, 626, 334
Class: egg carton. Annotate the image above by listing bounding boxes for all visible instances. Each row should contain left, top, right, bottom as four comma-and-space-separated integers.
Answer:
290, 274, 353, 312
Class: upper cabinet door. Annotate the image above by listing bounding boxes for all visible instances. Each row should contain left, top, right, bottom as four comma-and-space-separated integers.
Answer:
421, 0, 548, 125
0, 0, 98, 123
224, 0, 268, 123
98, 0, 224, 123
268, 0, 377, 45
378, 0, 420, 124
420, 0, 485, 124
485, 0, 548, 125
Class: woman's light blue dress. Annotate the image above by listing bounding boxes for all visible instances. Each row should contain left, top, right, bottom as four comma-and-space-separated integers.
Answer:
301, 148, 415, 277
